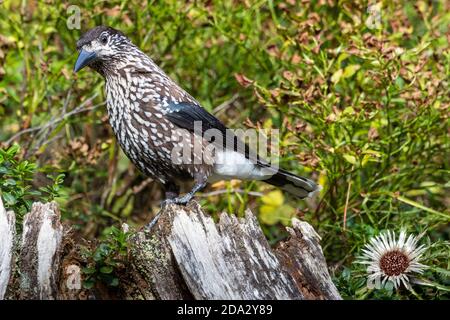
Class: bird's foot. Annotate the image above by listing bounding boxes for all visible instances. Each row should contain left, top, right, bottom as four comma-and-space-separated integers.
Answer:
160, 194, 193, 207
170, 193, 193, 205
149, 195, 192, 230
160, 198, 175, 208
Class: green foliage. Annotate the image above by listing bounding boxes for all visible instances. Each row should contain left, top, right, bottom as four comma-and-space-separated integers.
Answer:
81, 226, 130, 289
0, 144, 37, 217
241, 1, 450, 300
259, 190, 296, 226
0, 144, 65, 223
0, 0, 448, 299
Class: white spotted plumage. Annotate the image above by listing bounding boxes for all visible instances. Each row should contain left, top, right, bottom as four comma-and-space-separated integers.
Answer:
76, 26, 320, 202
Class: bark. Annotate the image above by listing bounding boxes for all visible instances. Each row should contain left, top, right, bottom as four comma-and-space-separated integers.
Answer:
0, 197, 15, 300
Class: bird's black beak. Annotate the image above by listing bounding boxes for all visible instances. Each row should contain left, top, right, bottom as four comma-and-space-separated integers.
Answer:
74, 49, 97, 72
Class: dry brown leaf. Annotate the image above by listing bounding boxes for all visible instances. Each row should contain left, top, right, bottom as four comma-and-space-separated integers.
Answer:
234, 73, 253, 88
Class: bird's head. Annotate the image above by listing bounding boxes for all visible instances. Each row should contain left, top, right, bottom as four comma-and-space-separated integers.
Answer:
74, 26, 133, 74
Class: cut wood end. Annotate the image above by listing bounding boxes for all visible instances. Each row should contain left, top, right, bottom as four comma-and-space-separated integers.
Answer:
290, 218, 322, 241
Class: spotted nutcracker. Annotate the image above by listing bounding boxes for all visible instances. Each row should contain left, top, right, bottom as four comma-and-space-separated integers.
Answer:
74, 26, 321, 205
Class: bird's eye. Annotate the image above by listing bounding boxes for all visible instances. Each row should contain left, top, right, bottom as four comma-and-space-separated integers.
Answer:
100, 36, 108, 45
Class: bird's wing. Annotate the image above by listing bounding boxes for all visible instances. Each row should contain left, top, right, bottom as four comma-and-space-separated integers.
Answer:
165, 102, 265, 165
166, 102, 228, 137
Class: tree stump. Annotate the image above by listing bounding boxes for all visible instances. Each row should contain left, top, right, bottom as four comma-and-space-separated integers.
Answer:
0, 197, 341, 300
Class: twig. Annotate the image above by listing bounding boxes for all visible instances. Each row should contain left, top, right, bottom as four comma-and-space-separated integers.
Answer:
5, 93, 102, 146
30, 101, 105, 155
132, 178, 154, 194
4, 127, 41, 145
343, 179, 352, 231
212, 93, 239, 114
28, 89, 73, 155
199, 188, 264, 198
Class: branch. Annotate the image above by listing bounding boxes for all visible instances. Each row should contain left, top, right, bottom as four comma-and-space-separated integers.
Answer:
5, 93, 104, 147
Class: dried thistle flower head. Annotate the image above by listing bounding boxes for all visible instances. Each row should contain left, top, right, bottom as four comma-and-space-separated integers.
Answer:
358, 230, 428, 289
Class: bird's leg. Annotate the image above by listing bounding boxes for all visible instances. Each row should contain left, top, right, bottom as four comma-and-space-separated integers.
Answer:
169, 172, 208, 205
159, 182, 180, 207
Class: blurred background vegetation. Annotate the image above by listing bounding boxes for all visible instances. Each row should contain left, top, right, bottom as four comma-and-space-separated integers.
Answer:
0, 0, 449, 299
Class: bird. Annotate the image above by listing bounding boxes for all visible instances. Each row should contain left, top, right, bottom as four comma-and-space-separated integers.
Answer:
74, 26, 321, 206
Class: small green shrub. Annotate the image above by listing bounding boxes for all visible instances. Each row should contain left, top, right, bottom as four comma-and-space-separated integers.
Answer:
0, 144, 66, 224
81, 226, 130, 289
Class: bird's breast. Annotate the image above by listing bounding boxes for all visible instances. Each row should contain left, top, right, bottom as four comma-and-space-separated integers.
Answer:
104, 77, 187, 178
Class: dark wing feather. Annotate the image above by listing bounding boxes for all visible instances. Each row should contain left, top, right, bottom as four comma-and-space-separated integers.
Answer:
165, 102, 264, 165
166, 102, 228, 136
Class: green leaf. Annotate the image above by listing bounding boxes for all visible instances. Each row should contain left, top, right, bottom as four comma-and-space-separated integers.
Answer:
83, 280, 95, 289
343, 154, 357, 165
260, 204, 295, 226
3, 179, 17, 186
259, 205, 279, 225
331, 69, 343, 84
100, 266, 114, 274
108, 278, 119, 287
260, 190, 284, 207
82, 267, 96, 275
342, 64, 360, 78
2, 192, 17, 206
343, 107, 355, 116
7, 144, 20, 157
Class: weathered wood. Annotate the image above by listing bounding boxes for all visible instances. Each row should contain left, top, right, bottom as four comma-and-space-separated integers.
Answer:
1, 199, 341, 300
19, 202, 64, 299
127, 226, 193, 300
128, 202, 341, 300
275, 219, 341, 299
169, 204, 302, 299
0, 197, 15, 300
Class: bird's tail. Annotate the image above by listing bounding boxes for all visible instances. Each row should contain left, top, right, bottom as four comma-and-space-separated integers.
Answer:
263, 168, 322, 199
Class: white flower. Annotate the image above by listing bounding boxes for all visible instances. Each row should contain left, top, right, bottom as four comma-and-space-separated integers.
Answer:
358, 230, 428, 289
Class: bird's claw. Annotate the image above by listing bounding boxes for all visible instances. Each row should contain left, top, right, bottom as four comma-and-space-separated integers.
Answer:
160, 198, 175, 207
172, 194, 191, 205
151, 195, 193, 231
160, 195, 192, 207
